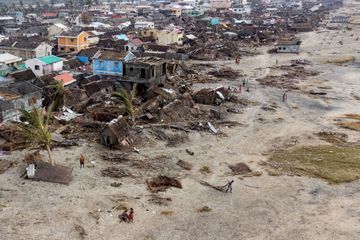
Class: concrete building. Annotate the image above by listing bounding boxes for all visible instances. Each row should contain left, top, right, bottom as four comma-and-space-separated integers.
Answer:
274, 39, 301, 53
0, 39, 52, 60
57, 31, 90, 53
25, 55, 63, 77
134, 21, 155, 29
211, 0, 231, 10
93, 51, 136, 78
0, 53, 22, 66
156, 28, 184, 46
48, 23, 69, 37
123, 57, 167, 86
0, 82, 42, 122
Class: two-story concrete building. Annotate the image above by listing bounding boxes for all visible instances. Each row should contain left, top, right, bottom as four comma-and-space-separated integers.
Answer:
123, 57, 167, 86
57, 30, 90, 53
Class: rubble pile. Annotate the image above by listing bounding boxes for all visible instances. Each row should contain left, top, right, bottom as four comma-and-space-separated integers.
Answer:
256, 64, 319, 90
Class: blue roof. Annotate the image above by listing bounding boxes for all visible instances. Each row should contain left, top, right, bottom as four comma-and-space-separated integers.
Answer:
115, 34, 129, 41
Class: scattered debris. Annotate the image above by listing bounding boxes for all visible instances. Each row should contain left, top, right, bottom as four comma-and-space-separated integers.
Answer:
315, 132, 348, 145
160, 210, 174, 216
0, 160, 14, 174
176, 160, 192, 170
197, 206, 212, 213
199, 166, 211, 175
74, 224, 87, 239
148, 195, 172, 206
228, 163, 252, 175
147, 176, 182, 193
186, 149, 194, 156
110, 182, 123, 187
102, 167, 132, 178
25, 162, 72, 185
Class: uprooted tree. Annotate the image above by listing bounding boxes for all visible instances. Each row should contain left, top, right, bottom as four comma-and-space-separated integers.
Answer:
19, 106, 54, 165
112, 85, 137, 123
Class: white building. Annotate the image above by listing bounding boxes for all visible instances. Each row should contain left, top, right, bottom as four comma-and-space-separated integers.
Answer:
25, 55, 63, 77
0, 53, 22, 66
134, 21, 155, 29
48, 23, 69, 37
156, 28, 184, 46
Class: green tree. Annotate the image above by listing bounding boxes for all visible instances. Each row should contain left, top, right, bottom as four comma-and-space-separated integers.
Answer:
19, 106, 54, 165
112, 86, 137, 123
48, 81, 66, 112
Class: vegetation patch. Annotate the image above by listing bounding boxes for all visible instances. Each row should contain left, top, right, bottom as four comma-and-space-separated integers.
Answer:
324, 56, 355, 65
268, 145, 360, 184
199, 166, 211, 174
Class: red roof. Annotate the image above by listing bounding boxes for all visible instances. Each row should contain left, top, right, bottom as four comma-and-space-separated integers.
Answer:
42, 12, 57, 17
129, 38, 144, 47
54, 72, 76, 86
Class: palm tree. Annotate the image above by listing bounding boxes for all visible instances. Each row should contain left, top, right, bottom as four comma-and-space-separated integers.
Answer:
19, 106, 54, 165
48, 81, 66, 112
112, 85, 137, 123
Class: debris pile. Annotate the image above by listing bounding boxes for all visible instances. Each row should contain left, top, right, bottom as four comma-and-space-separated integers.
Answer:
147, 175, 182, 193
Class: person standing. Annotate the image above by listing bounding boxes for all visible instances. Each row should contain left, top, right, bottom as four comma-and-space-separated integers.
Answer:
119, 210, 128, 222
80, 154, 85, 168
128, 208, 134, 222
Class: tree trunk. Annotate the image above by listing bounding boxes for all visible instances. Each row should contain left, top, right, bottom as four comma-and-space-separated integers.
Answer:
46, 145, 54, 165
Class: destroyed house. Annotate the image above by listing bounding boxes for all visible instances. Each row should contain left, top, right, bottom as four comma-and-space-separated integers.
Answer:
331, 15, 348, 23
93, 51, 136, 78
100, 116, 130, 148
123, 57, 167, 86
83, 80, 115, 96
6, 69, 36, 82
274, 39, 301, 53
0, 82, 42, 122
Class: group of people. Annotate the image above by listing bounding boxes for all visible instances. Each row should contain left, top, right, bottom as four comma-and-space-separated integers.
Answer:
119, 208, 135, 223
228, 79, 250, 93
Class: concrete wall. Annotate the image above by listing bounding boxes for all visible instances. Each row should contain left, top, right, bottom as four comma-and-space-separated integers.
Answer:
0, 93, 41, 122
93, 59, 124, 76
25, 59, 63, 76
0, 47, 36, 60
35, 43, 53, 58
275, 44, 300, 53
124, 63, 166, 85
156, 31, 184, 45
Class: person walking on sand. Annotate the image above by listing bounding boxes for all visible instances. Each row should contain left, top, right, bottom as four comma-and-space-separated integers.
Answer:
80, 154, 85, 168
242, 79, 246, 87
119, 210, 128, 222
282, 91, 288, 102
224, 180, 234, 193
128, 208, 134, 222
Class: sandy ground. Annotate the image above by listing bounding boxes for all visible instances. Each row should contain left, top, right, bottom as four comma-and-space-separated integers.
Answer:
1, 2, 360, 240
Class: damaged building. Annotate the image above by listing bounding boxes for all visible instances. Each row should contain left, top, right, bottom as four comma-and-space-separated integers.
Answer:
0, 82, 42, 122
123, 57, 167, 86
274, 39, 302, 53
